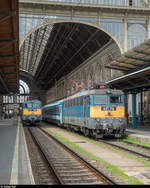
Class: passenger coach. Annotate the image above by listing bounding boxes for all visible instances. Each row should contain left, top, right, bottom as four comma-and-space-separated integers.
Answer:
42, 100, 63, 126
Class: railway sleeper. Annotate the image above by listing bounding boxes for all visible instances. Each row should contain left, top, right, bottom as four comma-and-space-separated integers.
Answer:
62, 173, 93, 177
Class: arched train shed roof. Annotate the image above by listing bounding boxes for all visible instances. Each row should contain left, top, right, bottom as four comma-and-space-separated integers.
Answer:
20, 22, 120, 90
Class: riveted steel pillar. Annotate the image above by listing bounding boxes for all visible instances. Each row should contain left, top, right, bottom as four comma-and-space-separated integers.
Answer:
132, 92, 136, 128
140, 92, 143, 126
125, 93, 128, 124
124, 18, 127, 52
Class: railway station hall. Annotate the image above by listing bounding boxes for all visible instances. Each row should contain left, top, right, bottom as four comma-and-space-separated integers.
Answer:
1, 0, 150, 185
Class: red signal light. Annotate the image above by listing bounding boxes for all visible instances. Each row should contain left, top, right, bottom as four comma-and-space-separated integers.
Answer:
100, 85, 104, 89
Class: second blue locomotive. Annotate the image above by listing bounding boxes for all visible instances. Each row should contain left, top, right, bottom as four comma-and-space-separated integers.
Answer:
22, 99, 42, 125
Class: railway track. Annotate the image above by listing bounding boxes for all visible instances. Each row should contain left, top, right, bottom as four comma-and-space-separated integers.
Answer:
28, 127, 116, 185
24, 127, 60, 184
123, 140, 150, 150
99, 139, 150, 159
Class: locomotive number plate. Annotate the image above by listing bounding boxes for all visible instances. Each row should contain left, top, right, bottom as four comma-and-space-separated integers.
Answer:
101, 106, 116, 111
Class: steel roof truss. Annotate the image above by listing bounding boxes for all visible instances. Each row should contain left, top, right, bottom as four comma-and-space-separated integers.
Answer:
28, 30, 40, 72
35, 24, 62, 79
105, 65, 130, 71
25, 33, 32, 72
47, 30, 100, 85
31, 26, 48, 72
124, 55, 150, 63
134, 49, 150, 56
43, 24, 77, 79
116, 59, 142, 68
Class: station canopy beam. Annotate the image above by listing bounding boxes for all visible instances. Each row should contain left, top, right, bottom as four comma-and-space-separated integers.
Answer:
0, 0, 19, 94
106, 39, 150, 93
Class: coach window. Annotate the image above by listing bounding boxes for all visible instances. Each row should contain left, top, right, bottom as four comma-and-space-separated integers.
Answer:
87, 96, 90, 105
79, 97, 81, 105
74, 98, 76, 106
76, 98, 78, 106
78, 97, 80, 105
73, 99, 75, 106
73, 98, 75, 106
81, 97, 83, 105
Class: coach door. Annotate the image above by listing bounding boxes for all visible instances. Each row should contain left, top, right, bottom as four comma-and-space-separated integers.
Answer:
60, 105, 62, 124
83, 96, 90, 126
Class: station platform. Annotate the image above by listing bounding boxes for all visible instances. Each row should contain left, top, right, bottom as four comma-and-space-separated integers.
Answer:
0, 118, 34, 184
127, 124, 150, 144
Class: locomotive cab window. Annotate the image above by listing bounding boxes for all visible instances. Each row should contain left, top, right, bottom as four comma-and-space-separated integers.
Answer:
110, 95, 123, 104
94, 95, 107, 104
33, 103, 41, 108
27, 103, 32, 108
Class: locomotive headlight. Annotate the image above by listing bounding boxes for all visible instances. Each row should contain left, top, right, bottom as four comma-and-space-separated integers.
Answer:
108, 123, 113, 128
96, 119, 100, 122
103, 123, 107, 129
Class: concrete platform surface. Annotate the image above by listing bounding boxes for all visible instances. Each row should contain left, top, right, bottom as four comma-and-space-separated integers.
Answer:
127, 125, 150, 144
0, 118, 34, 184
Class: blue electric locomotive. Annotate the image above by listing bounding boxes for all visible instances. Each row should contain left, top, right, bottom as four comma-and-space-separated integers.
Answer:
22, 99, 42, 125
42, 87, 127, 138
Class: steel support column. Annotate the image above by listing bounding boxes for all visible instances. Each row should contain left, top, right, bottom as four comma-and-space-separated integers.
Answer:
124, 18, 127, 52
132, 92, 136, 128
125, 93, 128, 124
140, 92, 143, 126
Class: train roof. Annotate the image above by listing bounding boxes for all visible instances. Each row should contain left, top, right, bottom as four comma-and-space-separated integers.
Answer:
42, 99, 63, 109
64, 89, 124, 101
23, 99, 41, 104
